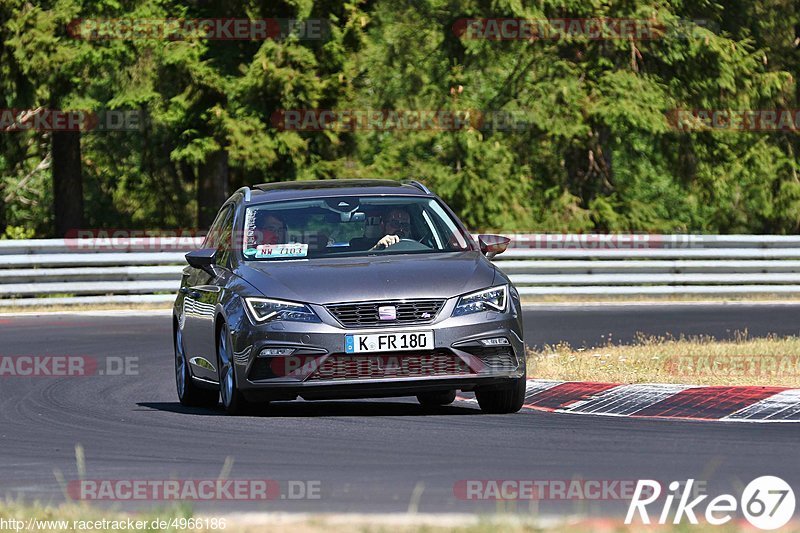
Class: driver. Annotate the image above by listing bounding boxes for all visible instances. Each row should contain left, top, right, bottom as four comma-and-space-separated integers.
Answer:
256, 213, 287, 245
370, 207, 412, 250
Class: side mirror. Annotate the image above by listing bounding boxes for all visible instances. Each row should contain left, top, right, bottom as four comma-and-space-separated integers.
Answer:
478, 234, 511, 259
185, 248, 217, 274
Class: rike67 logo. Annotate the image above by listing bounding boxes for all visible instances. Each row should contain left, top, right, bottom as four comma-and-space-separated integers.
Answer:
626, 476, 796, 530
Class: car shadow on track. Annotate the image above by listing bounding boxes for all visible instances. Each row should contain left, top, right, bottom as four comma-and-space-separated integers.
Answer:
137, 399, 481, 417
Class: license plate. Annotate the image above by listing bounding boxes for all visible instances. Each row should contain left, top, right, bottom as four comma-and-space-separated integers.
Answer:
345, 331, 433, 354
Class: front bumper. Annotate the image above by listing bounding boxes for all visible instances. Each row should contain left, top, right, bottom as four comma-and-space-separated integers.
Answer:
225, 298, 525, 402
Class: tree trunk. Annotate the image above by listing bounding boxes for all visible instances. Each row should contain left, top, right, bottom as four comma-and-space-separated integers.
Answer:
52, 130, 83, 237
0, 182, 6, 236
796, 22, 799, 105
197, 149, 229, 229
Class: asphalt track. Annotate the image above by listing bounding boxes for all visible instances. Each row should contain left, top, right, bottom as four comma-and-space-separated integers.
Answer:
1, 304, 799, 518
523, 302, 800, 347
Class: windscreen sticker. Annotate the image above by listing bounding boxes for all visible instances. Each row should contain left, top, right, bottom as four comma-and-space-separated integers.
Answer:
245, 243, 308, 259
243, 208, 257, 250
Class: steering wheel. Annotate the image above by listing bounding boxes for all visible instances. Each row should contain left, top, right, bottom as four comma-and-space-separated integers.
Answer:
382, 238, 430, 252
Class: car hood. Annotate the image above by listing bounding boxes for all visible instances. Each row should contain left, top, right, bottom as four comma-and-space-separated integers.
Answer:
236, 251, 497, 304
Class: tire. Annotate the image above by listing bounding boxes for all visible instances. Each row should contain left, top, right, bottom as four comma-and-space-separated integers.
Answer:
174, 326, 219, 408
217, 323, 253, 416
417, 390, 457, 406
475, 364, 527, 414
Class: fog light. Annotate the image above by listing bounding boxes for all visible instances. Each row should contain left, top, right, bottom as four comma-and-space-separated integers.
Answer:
479, 337, 509, 346
259, 347, 296, 357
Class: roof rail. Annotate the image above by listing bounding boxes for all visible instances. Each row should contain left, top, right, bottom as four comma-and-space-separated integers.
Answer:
405, 180, 432, 194
235, 186, 251, 202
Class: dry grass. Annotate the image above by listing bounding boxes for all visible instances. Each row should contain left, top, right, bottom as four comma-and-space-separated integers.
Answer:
0, 501, 794, 533
215, 514, 797, 533
529, 332, 800, 387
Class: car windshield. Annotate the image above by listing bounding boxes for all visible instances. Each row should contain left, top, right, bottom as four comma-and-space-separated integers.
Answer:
241, 195, 473, 260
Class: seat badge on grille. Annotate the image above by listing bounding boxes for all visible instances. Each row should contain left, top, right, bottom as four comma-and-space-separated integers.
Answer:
378, 306, 397, 321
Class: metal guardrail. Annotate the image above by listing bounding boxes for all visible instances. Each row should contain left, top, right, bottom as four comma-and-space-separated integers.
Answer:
3, 235, 800, 306
0, 237, 201, 306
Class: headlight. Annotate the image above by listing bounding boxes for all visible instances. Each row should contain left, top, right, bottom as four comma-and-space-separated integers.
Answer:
452, 285, 507, 316
244, 297, 321, 323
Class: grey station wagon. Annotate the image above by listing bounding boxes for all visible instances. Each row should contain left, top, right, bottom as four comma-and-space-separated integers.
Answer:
173, 179, 526, 415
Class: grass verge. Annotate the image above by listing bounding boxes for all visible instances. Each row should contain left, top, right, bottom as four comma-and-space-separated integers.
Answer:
529, 333, 800, 387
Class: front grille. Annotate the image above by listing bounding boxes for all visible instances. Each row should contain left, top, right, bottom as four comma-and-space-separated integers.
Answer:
460, 345, 519, 372
326, 299, 446, 328
248, 359, 273, 381
306, 351, 473, 381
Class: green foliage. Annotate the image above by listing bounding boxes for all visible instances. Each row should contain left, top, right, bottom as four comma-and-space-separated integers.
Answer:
1, 225, 36, 239
1, 0, 799, 234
